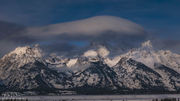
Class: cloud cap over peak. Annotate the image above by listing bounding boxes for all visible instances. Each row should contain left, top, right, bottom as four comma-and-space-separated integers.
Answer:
26, 15, 146, 38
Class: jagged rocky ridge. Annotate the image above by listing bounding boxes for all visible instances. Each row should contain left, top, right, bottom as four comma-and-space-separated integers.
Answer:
0, 41, 180, 94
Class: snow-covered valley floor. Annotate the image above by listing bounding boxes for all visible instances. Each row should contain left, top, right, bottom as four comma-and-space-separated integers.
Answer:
0, 94, 180, 101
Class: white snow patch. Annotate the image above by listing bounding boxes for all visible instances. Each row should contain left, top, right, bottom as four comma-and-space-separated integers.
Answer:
104, 56, 121, 67
10, 46, 29, 55
66, 58, 78, 68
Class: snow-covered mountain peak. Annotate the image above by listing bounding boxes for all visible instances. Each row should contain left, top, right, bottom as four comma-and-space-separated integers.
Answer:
57, 47, 110, 68
8, 44, 42, 58
121, 40, 159, 68
1, 44, 43, 68
11, 46, 30, 55
120, 41, 180, 72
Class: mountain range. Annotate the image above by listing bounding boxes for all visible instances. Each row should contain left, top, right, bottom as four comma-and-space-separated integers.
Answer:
0, 41, 180, 95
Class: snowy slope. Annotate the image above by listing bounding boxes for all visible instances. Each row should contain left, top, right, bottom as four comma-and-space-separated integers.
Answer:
113, 57, 164, 90
154, 63, 180, 91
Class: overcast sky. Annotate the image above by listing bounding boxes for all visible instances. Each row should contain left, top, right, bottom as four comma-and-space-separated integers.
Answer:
0, 0, 180, 56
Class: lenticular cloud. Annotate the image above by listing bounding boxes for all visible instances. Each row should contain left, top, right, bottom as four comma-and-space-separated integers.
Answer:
26, 16, 146, 38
